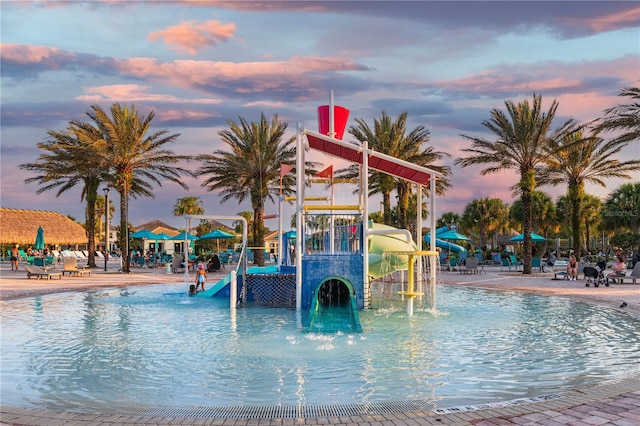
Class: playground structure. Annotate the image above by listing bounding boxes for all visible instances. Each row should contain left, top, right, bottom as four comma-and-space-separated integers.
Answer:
187, 92, 444, 331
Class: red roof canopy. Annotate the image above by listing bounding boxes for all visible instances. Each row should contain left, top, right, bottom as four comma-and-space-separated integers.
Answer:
305, 130, 440, 186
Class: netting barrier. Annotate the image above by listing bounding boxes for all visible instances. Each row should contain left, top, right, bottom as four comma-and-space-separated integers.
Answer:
241, 273, 297, 308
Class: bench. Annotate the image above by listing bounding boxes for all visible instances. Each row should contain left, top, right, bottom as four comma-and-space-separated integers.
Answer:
552, 260, 568, 280
608, 263, 640, 285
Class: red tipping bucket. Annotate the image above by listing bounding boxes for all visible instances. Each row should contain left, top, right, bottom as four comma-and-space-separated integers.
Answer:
317, 105, 350, 140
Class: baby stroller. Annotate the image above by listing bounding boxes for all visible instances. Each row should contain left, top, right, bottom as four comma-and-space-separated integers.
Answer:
583, 258, 608, 287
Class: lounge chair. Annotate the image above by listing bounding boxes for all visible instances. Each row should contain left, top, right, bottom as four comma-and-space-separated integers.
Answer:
500, 257, 513, 271
62, 256, 91, 277
24, 264, 62, 280
460, 257, 479, 274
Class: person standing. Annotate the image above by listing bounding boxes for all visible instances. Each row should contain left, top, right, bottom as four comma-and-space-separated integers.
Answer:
10, 244, 19, 270
195, 263, 207, 292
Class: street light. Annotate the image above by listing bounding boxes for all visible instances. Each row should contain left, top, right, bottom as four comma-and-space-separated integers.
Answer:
103, 187, 110, 271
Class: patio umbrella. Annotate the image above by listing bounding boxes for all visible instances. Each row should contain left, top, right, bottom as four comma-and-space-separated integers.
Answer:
510, 232, 547, 242
154, 232, 173, 240
170, 231, 199, 241
199, 229, 234, 252
436, 230, 470, 241
34, 226, 45, 251
130, 229, 159, 239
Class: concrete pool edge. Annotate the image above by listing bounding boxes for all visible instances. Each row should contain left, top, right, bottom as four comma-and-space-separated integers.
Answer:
1, 376, 639, 425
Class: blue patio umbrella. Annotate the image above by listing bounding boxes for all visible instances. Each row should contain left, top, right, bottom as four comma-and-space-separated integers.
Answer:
436, 230, 470, 241
199, 229, 235, 252
130, 229, 159, 239
510, 232, 547, 243
154, 232, 173, 240
34, 226, 45, 251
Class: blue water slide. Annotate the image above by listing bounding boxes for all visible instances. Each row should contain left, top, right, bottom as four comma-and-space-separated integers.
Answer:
196, 273, 232, 298
424, 226, 467, 254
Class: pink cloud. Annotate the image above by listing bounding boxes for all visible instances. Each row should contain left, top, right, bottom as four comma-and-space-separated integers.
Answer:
75, 84, 221, 104
0, 43, 72, 66
148, 20, 236, 55
565, 7, 640, 33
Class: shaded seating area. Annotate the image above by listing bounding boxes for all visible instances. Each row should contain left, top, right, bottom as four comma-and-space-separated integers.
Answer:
24, 264, 62, 280
62, 256, 91, 277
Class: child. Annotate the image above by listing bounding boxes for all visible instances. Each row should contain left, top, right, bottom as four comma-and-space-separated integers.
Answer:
195, 263, 207, 292
188, 284, 197, 296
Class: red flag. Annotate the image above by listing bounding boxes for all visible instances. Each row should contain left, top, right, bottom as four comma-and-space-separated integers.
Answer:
315, 165, 333, 178
280, 164, 294, 178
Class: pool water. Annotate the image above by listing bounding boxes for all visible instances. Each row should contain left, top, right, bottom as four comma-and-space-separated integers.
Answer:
1, 283, 639, 412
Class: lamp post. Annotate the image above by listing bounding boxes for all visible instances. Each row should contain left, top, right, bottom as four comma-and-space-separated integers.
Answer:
103, 187, 110, 271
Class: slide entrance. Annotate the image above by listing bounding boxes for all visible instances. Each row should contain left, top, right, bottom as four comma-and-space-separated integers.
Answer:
305, 277, 362, 333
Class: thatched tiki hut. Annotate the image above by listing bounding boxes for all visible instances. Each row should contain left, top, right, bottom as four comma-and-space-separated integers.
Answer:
0, 208, 86, 248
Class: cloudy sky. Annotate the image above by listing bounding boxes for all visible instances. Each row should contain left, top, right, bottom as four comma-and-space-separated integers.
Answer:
1, 1, 638, 232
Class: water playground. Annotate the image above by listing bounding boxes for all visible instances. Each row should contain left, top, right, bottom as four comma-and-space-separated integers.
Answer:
182, 96, 445, 332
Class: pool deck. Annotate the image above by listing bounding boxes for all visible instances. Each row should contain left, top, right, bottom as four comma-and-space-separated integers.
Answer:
1, 261, 639, 425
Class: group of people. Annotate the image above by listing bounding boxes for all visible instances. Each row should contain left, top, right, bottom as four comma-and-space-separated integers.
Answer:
549, 249, 628, 282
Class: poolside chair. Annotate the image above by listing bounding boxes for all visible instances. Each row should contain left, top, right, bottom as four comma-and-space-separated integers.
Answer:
531, 257, 544, 272
24, 264, 62, 280
509, 255, 523, 271
171, 256, 185, 273
500, 257, 513, 271
460, 257, 479, 274
62, 256, 91, 277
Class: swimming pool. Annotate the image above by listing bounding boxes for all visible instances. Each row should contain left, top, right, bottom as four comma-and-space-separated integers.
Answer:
1, 283, 638, 414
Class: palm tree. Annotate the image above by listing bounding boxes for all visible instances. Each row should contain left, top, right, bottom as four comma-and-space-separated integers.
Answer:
95, 193, 115, 244
602, 182, 640, 235
455, 94, 575, 274
87, 103, 192, 273
541, 129, 640, 257
596, 87, 640, 144
173, 196, 205, 234
20, 124, 104, 267
197, 113, 314, 266
460, 197, 510, 252
345, 111, 451, 228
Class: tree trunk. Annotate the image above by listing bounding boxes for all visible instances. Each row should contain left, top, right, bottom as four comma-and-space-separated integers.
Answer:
253, 204, 265, 266
85, 180, 99, 268
570, 181, 583, 258
119, 187, 130, 273
521, 170, 534, 274
382, 191, 392, 226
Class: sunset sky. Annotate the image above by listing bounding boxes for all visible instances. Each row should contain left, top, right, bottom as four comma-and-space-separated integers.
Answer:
1, 1, 638, 232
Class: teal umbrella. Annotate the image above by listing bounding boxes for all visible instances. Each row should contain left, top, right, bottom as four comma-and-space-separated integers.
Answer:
199, 229, 234, 252
130, 229, 159, 239
510, 232, 547, 242
170, 231, 199, 241
34, 226, 45, 251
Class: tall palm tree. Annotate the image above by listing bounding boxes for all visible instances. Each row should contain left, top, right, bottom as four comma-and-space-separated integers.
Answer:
197, 113, 315, 266
20, 124, 104, 267
455, 94, 575, 274
344, 111, 451, 228
596, 87, 640, 144
87, 103, 192, 272
541, 129, 640, 256
95, 194, 115, 244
